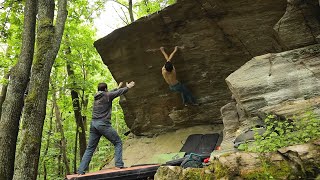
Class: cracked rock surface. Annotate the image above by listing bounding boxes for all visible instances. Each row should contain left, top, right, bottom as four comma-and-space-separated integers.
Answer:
94, 0, 320, 135
226, 44, 320, 119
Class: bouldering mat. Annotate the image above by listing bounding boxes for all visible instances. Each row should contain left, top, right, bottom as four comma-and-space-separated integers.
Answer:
165, 133, 220, 166
66, 164, 160, 180
180, 133, 220, 155
151, 152, 186, 164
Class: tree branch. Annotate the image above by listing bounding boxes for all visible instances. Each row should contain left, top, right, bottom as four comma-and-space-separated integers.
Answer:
120, 6, 129, 24
110, 0, 129, 10
112, 5, 129, 25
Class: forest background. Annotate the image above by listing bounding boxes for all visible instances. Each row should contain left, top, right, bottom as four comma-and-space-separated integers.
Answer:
0, 0, 175, 179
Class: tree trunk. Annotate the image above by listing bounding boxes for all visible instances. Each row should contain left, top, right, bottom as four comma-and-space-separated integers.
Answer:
12, 0, 67, 179
58, 146, 62, 176
42, 103, 53, 180
81, 93, 88, 131
0, 0, 37, 179
52, 89, 70, 175
66, 63, 87, 159
80, 61, 88, 131
43, 163, 47, 180
128, 0, 134, 23
80, 57, 88, 131
73, 124, 79, 173
0, 71, 10, 119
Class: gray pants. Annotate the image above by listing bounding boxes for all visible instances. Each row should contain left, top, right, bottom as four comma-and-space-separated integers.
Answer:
78, 119, 124, 174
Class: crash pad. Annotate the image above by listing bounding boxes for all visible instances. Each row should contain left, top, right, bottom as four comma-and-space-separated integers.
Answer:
180, 133, 220, 155
151, 152, 186, 164
66, 164, 160, 180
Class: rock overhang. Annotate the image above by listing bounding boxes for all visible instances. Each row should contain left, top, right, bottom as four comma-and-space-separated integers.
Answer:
94, 0, 320, 135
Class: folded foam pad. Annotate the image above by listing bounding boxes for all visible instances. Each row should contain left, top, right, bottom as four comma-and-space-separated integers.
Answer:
151, 152, 186, 164
180, 133, 220, 155
66, 164, 160, 180
165, 157, 186, 166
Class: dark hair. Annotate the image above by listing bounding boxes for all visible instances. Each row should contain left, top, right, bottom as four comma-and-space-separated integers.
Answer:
98, 83, 107, 91
165, 61, 173, 72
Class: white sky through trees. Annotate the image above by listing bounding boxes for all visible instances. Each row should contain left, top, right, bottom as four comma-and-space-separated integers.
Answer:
0, 0, 131, 40
94, 1, 138, 39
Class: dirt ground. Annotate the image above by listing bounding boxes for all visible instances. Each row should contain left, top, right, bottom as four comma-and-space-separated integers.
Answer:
103, 124, 224, 168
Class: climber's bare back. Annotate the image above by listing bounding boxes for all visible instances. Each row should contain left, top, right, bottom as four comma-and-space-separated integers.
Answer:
162, 66, 179, 86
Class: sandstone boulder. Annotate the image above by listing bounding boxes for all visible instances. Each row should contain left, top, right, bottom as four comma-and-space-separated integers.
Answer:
94, 0, 319, 135
226, 44, 320, 119
220, 44, 320, 147
211, 140, 320, 179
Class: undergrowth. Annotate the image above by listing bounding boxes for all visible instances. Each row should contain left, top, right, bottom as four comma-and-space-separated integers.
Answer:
239, 112, 320, 152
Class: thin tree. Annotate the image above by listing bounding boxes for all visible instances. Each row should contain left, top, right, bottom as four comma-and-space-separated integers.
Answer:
73, 124, 79, 173
13, 0, 67, 179
65, 45, 87, 159
0, 71, 10, 118
79, 51, 89, 130
128, 0, 134, 22
0, 0, 37, 179
52, 87, 70, 175
42, 102, 54, 180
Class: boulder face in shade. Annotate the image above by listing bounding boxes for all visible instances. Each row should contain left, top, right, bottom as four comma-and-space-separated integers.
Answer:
94, 0, 320, 135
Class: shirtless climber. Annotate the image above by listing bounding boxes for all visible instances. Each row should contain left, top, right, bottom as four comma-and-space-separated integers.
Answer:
159, 46, 198, 106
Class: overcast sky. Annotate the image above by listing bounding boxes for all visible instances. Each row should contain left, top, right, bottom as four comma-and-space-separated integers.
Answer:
94, 1, 136, 39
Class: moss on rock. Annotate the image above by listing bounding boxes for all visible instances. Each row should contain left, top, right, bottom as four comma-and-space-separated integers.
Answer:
242, 161, 291, 180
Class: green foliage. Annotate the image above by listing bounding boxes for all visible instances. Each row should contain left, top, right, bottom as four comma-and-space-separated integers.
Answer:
0, 0, 24, 42
106, 0, 176, 26
135, 0, 176, 18
239, 113, 320, 152
0, 0, 24, 81
0, 76, 9, 85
